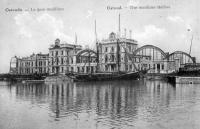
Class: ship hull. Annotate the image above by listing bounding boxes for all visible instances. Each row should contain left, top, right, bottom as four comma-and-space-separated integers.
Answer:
66, 71, 146, 82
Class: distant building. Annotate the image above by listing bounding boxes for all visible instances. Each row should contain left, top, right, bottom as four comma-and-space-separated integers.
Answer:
48, 38, 82, 74
16, 53, 49, 75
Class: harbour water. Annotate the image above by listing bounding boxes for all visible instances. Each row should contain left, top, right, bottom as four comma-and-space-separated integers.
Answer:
0, 80, 200, 129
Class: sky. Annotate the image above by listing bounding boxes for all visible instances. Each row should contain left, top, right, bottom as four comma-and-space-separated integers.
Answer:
0, 0, 199, 73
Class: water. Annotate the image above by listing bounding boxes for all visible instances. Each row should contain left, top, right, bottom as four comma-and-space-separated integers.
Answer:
0, 80, 200, 129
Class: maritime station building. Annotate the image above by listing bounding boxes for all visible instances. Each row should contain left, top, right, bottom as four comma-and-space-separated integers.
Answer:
10, 33, 196, 75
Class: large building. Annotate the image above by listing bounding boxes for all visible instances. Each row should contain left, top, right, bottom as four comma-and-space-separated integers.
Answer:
13, 53, 49, 75
48, 38, 82, 74
98, 32, 150, 72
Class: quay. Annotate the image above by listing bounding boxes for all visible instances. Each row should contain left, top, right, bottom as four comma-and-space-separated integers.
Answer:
0, 73, 46, 82
175, 76, 200, 84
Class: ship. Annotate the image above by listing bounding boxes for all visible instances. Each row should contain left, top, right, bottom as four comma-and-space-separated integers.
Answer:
66, 70, 147, 82
66, 15, 148, 82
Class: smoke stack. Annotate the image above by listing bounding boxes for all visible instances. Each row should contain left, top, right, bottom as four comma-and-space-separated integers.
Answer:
95, 20, 97, 43
75, 33, 77, 45
129, 30, 132, 39
124, 28, 127, 38
118, 14, 121, 38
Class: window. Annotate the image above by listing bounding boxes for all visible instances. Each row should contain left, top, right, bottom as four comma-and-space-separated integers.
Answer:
56, 51, 58, 56
91, 66, 93, 73
61, 67, 64, 73
162, 64, 164, 70
66, 57, 69, 64
111, 54, 115, 62
129, 65, 132, 70
105, 47, 108, 52
56, 58, 59, 65
61, 58, 63, 64
61, 50, 63, 55
39, 61, 42, 66
111, 46, 114, 52
105, 55, 108, 63
71, 58, 73, 64
105, 65, 108, 71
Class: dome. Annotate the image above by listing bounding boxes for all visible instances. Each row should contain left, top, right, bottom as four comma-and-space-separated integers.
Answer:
55, 38, 60, 46
109, 32, 116, 40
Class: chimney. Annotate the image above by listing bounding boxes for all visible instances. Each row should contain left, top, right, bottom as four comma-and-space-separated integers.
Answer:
118, 14, 121, 38
129, 30, 132, 39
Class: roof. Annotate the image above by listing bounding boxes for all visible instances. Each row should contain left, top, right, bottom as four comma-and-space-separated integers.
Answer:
49, 43, 82, 50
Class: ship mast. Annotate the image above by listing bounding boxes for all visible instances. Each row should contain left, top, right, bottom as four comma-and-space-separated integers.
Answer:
118, 14, 121, 38
95, 20, 99, 72
188, 29, 193, 63
117, 14, 121, 72
189, 34, 193, 56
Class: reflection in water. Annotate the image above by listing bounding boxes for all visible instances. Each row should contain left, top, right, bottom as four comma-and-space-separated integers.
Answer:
1, 80, 200, 129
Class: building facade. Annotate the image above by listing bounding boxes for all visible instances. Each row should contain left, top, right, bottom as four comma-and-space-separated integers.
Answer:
48, 38, 82, 75
10, 36, 196, 75
98, 32, 139, 72
16, 53, 49, 75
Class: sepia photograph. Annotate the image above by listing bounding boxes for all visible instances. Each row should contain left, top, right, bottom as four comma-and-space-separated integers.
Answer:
0, 0, 200, 129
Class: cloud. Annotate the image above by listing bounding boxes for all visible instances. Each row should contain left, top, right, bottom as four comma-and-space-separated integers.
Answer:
14, 12, 33, 38
127, 0, 140, 7
14, 12, 73, 42
134, 25, 167, 45
167, 16, 194, 33
86, 10, 93, 18
167, 16, 184, 23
